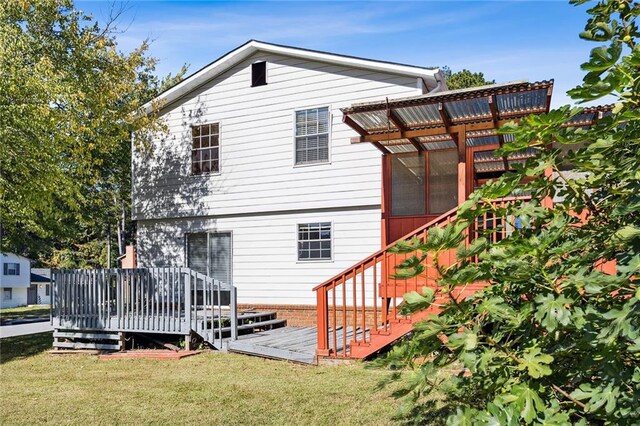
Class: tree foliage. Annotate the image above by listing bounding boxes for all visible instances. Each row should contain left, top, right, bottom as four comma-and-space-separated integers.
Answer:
441, 66, 495, 90
375, 1, 640, 424
0, 0, 185, 265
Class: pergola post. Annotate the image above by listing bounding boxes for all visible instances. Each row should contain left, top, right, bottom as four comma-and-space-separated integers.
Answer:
456, 127, 467, 206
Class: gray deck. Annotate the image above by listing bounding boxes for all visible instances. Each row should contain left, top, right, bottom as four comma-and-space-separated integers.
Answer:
228, 326, 318, 364
226, 325, 369, 364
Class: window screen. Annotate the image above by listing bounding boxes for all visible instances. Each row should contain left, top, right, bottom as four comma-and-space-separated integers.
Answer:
191, 123, 220, 175
298, 223, 331, 260
428, 150, 458, 214
295, 107, 329, 165
251, 61, 267, 87
391, 154, 426, 216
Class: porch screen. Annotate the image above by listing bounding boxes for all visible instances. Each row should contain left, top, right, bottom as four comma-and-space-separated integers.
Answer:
428, 150, 458, 214
391, 154, 426, 216
186, 232, 232, 285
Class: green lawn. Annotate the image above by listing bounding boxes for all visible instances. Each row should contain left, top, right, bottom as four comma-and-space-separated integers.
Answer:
0, 305, 50, 322
0, 332, 405, 425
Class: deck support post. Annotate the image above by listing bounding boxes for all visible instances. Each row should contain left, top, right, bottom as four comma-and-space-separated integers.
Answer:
119, 332, 126, 351
184, 333, 192, 351
316, 289, 330, 357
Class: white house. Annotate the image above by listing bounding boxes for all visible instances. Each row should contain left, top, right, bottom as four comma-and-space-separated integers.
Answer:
0, 252, 32, 308
30, 268, 51, 305
133, 40, 445, 319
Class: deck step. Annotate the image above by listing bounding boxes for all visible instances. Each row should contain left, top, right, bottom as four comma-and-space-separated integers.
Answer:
210, 318, 287, 337
53, 329, 123, 352
196, 311, 288, 345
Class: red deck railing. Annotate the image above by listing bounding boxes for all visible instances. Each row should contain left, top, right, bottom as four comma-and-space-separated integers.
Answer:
314, 196, 532, 359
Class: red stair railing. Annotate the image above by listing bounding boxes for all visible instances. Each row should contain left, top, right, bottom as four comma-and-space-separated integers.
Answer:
314, 196, 532, 359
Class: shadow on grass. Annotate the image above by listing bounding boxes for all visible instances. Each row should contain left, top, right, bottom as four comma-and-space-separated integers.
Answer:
0, 332, 52, 364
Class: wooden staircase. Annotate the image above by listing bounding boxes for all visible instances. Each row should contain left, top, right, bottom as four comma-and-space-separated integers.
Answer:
313, 196, 530, 360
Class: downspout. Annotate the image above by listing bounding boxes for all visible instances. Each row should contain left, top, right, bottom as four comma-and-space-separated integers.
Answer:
422, 70, 447, 94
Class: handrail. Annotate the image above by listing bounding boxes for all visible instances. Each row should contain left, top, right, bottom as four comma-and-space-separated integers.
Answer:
312, 205, 459, 292
51, 267, 238, 347
314, 195, 533, 358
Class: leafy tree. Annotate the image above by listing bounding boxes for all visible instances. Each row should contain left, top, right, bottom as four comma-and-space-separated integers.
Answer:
440, 66, 495, 90
0, 0, 185, 266
375, 1, 640, 424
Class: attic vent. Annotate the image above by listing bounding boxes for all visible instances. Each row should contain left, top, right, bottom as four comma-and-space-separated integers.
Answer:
251, 61, 267, 87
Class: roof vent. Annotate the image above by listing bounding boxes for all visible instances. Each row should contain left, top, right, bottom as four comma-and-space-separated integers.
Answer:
251, 61, 267, 87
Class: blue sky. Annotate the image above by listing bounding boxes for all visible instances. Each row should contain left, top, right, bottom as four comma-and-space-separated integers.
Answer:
76, 1, 609, 107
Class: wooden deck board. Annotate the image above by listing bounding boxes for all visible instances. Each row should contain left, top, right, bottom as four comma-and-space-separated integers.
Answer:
227, 326, 318, 364
226, 325, 372, 363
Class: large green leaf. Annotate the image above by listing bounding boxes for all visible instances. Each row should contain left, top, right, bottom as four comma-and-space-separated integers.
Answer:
517, 347, 554, 378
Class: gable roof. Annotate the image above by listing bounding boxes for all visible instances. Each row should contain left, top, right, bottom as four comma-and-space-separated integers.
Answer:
143, 40, 444, 115
1, 252, 31, 262
31, 268, 51, 283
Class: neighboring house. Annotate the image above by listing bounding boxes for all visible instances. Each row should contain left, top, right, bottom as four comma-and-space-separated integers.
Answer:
0, 253, 32, 308
133, 40, 445, 320
30, 268, 51, 305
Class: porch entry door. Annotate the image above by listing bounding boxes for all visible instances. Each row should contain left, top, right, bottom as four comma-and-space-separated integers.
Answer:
186, 232, 232, 286
386, 151, 458, 243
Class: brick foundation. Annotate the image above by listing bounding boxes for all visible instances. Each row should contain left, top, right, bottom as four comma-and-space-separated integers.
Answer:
237, 304, 318, 326
237, 303, 385, 328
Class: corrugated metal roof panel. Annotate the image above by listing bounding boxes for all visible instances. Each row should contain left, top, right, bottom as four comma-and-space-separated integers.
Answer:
384, 141, 417, 153
394, 104, 441, 126
417, 134, 454, 143
567, 112, 596, 126
421, 140, 457, 151
444, 97, 491, 121
349, 110, 395, 132
475, 161, 506, 173
496, 88, 548, 115
467, 135, 499, 147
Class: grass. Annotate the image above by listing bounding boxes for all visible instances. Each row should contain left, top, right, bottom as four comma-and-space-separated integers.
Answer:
0, 332, 405, 425
0, 305, 50, 322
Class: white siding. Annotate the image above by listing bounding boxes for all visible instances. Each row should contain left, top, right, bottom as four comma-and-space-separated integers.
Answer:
137, 208, 381, 305
0, 287, 28, 309
133, 51, 422, 305
36, 284, 51, 305
132, 52, 420, 220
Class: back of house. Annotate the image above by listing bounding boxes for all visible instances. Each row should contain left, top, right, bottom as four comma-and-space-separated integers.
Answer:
132, 40, 444, 322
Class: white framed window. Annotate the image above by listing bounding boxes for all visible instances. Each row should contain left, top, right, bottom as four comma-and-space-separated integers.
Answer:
3, 288, 12, 300
191, 123, 220, 175
298, 222, 332, 261
3, 263, 19, 276
294, 107, 330, 165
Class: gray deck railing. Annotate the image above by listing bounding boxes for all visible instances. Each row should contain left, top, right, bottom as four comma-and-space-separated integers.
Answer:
51, 267, 237, 348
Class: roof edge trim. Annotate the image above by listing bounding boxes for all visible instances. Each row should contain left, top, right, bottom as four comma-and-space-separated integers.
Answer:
142, 40, 441, 115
